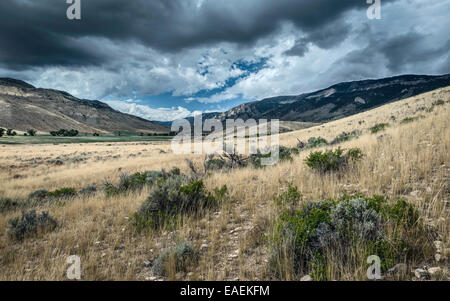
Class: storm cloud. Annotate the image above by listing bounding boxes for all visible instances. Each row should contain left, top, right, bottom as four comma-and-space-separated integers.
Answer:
0, 0, 397, 70
0, 0, 448, 121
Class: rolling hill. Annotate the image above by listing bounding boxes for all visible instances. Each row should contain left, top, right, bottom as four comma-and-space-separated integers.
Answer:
0, 78, 169, 134
187, 74, 450, 124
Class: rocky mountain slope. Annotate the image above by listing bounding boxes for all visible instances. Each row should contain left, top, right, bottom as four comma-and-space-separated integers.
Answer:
0, 78, 169, 134
190, 74, 450, 123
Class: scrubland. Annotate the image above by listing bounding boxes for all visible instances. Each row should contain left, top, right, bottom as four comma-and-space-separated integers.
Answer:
0, 87, 448, 280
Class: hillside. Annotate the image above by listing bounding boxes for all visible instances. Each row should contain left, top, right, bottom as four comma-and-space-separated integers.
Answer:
0, 78, 169, 134
189, 74, 450, 124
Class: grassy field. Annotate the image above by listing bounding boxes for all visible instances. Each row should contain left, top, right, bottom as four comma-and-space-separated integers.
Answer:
0, 134, 174, 145
0, 87, 448, 280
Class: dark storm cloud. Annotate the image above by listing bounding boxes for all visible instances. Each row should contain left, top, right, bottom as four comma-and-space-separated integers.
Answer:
318, 29, 450, 88
284, 38, 310, 57
0, 0, 396, 70
379, 33, 450, 73
341, 31, 450, 73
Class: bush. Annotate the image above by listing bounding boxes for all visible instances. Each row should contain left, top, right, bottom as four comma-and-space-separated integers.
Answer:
27, 190, 49, 201
203, 146, 298, 172
250, 146, 297, 168
205, 158, 229, 171
0, 128, 5, 137
305, 147, 364, 173
79, 185, 97, 196
50, 129, 79, 137
6, 129, 17, 136
400, 116, 424, 125
432, 99, 445, 106
8, 210, 57, 241
27, 129, 37, 136
27, 188, 76, 205
274, 184, 302, 211
279, 146, 299, 160
132, 175, 227, 232
0, 198, 27, 213
269, 193, 435, 280
47, 187, 77, 199
370, 123, 389, 134
307, 137, 328, 148
118, 172, 151, 191
296, 137, 329, 151
152, 242, 197, 277
297, 140, 306, 149
330, 131, 361, 145
105, 168, 180, 196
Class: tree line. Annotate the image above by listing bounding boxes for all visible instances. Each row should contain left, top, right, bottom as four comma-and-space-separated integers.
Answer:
0, 128, 35, 137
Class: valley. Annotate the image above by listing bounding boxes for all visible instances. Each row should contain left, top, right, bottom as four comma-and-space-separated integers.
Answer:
0, 86, 448, 280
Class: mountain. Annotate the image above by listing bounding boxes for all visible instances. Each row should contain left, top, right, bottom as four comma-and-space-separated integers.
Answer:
151, 120, 173, 127
189, 74, 450, 124
0, 78, 169, 134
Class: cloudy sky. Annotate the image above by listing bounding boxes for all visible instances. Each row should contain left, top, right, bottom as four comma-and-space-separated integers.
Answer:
0, 0, 449, 121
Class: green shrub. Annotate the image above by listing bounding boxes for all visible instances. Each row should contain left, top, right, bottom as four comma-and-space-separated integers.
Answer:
370, 123, 389, 134
385, 198, 420, 227
331, 131, 361, 145
27, 190, 49, 201
6, 129, 17, 136
47, 187, 77, 199
0, 198, 28, 213
118, 172, 150, 191
250, 146, 297, 168
269, 193, 435, 280
152, 241, 197, 276
205, 158, 229, 171
248, 151, 270, 169
400, 116, 424, 125
280, 146, 299, 159
306, 137, 328, 148
79, 185, 97, 196
0, 128, 5, 137
26, 188, 76, 206
204, 146, 298, 171
275, 184, 302, 211
27, 129, 37, 136
132, 175, 227, 232
50, 129, 79, 137
8, 210, 57, 241
305, 147, 364, 173
105, 168, 180, 196
296, 137, 329, 150
432, 99, 445, 106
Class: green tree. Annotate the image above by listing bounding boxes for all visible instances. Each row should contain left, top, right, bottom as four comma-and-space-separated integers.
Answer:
6, 129, 17, 136
27, 129, 37, 136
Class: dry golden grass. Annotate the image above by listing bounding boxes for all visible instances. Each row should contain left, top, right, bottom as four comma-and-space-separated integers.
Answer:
0, 87, 448, 280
